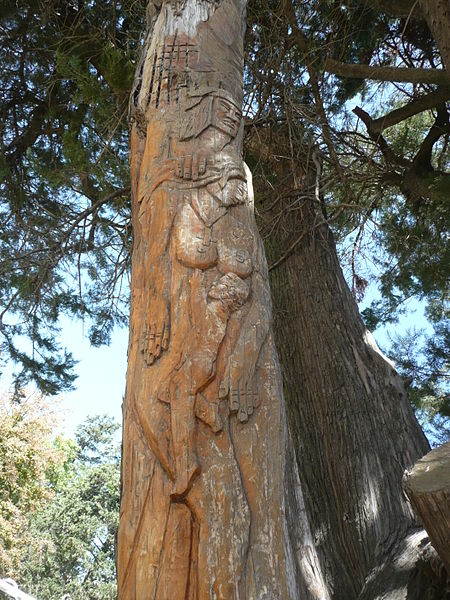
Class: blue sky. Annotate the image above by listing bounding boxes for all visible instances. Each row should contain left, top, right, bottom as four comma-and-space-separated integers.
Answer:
57, 316, 129, 436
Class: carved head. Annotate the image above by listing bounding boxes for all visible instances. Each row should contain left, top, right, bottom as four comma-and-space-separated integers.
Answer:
211, 95, 241, 138
180, 88, 242, 141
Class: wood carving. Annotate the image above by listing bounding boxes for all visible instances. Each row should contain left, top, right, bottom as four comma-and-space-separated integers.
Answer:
118, 0, 326, 597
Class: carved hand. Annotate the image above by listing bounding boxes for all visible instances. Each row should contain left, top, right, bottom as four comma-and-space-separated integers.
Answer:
139, 306, 170, 365
221, 177, 247, 206
175, 154, 213, 181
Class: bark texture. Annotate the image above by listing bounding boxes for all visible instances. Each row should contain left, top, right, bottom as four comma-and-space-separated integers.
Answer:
403, 442, 450, 571
118, 1, 326, 598
418, 0, 450, 69
323, 58, 450, 86
268, 198, 431, 599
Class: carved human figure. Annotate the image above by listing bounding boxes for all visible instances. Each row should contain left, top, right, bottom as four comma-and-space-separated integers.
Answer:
137, 88, 243, 366
137, 87, 268, 498
119, 2, 317, 596
175, 90, 270, 423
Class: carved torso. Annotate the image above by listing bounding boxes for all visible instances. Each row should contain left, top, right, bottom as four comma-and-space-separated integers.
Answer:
174, 194, 253, 278
216, 211, 253, 278
174, 202, 218, 269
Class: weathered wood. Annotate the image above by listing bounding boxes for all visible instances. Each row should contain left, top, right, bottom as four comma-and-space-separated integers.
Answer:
403, 442, 450, 571
117, 0, 329, 597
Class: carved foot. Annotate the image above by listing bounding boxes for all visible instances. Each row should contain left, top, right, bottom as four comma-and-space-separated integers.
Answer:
229, 377, 259, 423
157, 354, 185, 405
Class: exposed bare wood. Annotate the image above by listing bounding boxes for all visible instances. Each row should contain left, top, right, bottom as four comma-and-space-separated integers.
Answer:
403, 442, 450, 571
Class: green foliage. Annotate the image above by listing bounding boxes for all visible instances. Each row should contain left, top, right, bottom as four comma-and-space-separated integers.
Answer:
314, 1, 389, 103
350, 103, 450, 426
387, 321, 449, 444
0, 394, 70, 579
0, 0, 143, 394
1, 408, 120, 599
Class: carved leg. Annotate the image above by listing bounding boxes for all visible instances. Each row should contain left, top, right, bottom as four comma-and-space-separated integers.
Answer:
118, 449, 172, 599
154, 503, 193, 600
170, 382, 200, 499
186, 418, 251, 600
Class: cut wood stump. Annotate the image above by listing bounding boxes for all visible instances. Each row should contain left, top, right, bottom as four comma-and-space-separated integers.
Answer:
403, 442, 450, 571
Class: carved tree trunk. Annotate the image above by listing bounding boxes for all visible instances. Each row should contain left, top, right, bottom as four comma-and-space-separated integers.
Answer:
118, 1, 328, 598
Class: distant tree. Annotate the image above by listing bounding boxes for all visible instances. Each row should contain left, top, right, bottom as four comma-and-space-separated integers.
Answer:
0, 393, 72, 580
19, 415, 120, 600
0, 406, 120, 600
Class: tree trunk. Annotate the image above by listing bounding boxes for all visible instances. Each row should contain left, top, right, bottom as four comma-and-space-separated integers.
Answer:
268, 196, 431, 599
419, 0, 450, 70
118, 1, 443, 598
118, 1, 327, 598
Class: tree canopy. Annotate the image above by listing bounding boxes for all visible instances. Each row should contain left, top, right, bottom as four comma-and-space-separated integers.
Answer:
0, 393, 70, 579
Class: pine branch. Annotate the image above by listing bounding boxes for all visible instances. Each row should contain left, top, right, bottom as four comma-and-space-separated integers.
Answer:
365, 88, 450, 134
352, 106, 409, 166
324, 58, 450, 86
413, 103, 450, 170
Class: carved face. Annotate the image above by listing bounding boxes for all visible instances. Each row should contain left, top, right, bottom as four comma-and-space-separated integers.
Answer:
212, 97, 241, 138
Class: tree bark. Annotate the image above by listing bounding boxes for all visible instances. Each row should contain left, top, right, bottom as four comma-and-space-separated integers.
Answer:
118, 1, 327, 598
268, 195, 431, 599
354, 89, 450, 135
403, 442, 450, 571
418, 0, 450, 69
324, 58, 450, 86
